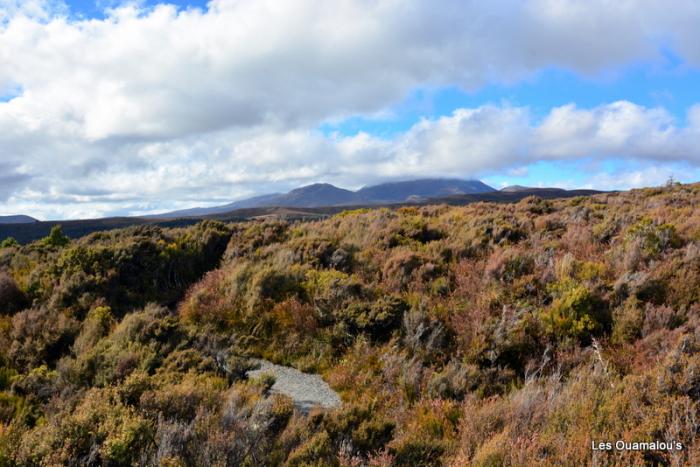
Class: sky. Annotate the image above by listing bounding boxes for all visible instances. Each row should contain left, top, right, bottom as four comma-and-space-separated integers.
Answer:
1, 0, 700, 220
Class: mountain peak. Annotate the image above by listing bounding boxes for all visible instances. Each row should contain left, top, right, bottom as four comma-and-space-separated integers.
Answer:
289, 182, 348, 192
283, 183, 356, 206
298, 182, 335, 188
357, 178, 495, 203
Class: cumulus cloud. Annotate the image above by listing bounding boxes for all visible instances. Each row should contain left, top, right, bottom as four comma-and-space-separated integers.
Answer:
2, 0, 700, 140
534, 102, 691, 161
5, 100, 700, 219
2, 0, 700, 218
313, 101, 700, 182
0, 162, 30, 201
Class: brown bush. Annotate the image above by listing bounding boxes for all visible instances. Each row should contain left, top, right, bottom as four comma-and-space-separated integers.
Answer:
9, 307, 80, 371
0, 271, 27, 315
382, 249, 429, 291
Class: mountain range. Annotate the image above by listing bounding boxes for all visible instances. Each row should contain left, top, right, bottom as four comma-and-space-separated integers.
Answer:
150, 178, 496, 218
500, 185, 569, 193
0, 184, 604, 244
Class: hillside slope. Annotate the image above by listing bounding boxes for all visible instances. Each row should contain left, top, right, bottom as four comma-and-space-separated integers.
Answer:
1, 184, 700, 465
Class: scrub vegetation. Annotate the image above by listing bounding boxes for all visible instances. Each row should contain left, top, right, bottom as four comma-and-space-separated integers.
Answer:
1, 183, 700, 465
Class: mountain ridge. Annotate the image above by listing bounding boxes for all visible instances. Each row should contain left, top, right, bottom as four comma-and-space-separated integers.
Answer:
151, 178, 496, 219
501, 185, 567, 193
0, 215, 38, 225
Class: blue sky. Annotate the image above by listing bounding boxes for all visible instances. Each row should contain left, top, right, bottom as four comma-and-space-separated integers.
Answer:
322, 62, 700, 137
64, 0, 209, 18
328, 50, 700, 190
2, 0, 700, 219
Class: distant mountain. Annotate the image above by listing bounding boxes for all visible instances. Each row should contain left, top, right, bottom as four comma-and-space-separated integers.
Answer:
152, 193, 284, 218
151, 178, 496, 218
357, 179, 494, 203
272, 183, 358, 207
501, 185, 566, 193
0, 215, 38, 224
149, 184, 357, 219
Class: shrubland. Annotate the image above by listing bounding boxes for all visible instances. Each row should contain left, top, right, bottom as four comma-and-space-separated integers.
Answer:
1, 184, 700, 465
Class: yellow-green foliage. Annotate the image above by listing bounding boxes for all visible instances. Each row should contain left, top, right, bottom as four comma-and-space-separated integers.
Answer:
41, 225, 69, 248
0, 237, 18, 249
625, 217, 682, 257
541, 281, 606, 340
14, 388, 153, 465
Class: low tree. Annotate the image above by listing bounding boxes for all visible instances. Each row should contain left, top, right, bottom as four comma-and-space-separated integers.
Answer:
42, 225, 69, 247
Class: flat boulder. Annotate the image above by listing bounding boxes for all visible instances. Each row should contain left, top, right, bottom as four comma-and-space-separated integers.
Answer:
247, 359, 341, 413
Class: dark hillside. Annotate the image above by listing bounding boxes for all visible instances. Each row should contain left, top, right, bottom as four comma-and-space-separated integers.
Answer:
0, 215, 37, 224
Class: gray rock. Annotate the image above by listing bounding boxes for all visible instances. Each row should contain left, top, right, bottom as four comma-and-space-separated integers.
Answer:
247, 359, 341, 413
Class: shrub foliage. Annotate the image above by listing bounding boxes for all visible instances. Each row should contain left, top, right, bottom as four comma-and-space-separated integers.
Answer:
2, 184, 700, 464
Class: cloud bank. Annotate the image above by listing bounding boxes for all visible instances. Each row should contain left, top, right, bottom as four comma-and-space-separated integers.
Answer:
3, 100, 700, 219
1, 0, 700, 218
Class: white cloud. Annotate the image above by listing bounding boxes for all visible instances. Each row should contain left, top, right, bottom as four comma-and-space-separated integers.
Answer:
2, 0, 700, 141
2, 0, 700, 218
580, 166, 680, 191
0, 0, 65, 23
534, 101, 688, 160
4, 99, 700, 219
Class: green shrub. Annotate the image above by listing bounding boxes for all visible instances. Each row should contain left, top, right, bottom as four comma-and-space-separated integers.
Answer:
611, 298, 643, 344
625, 218, 682, 257
385, 216, 445, 247
46, 221, 231, 314
304, 268, 365, 320
11, 365, 58, 401
352, 418, 395, 454
391, 439, 446, 466
249, 265, 306, 308
30, 389, 154, 466
9, 307, 80, 371
72, 305, 114, 355
342, 296, 408, 340
0, 237, 18, 248
520, 195, 554, 215
286, 431, 334, 465
0, 391, 24, 425
427, 360, 480, 401
0, 271, 27, 315
0, 366, 18, 391
42, 225, 70, 248
540, 282, 608, 341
